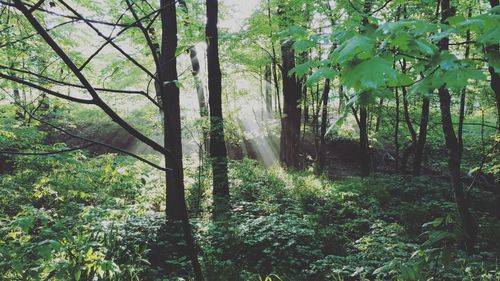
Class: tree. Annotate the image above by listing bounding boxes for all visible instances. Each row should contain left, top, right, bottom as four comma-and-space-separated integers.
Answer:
436, 0, 477, 253
2, 0, 203, 277
278, 1, 302, 169
206, 0, 230, 218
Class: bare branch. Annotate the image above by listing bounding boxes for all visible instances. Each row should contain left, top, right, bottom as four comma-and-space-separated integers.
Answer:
0, 65, 162, 108
12, 0, 168, 156
125, 0, 160, 71
15, 103, 168, 171
57, 0, 156, 79
0, 19, 75, 48
0, 72, 95, 104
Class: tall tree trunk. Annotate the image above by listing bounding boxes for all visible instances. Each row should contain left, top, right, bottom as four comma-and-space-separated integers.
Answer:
412, 96, 430, 175
266, 0, 282, 118
458, 8, 472, 158
394, 88, 400, 171
280, 39, 302, 169
159, 1, 203, 279
359, 106, 370, 176
488, 1, 500, 131
317, 79, 330, 172
437, 0, 477, 253
374, 98, 384, 132
206, 0, 230, 218
358, 0, 372, 176
401, 78, 417, 172
160, 0, 186, 223
489, 67, 500, 131
278, 3, 301, 169
264, 65, 273, 116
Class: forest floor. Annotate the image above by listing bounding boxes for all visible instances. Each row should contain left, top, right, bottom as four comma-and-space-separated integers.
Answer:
4, 113, 497, 280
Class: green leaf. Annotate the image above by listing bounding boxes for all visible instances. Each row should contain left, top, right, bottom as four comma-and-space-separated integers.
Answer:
275, 25, 307, 40
293, 39, 316, 53
306, 67, 335, 86
289, 61, 315, 78
331, 35, 374, 64
413, 39, 436, 55
442, 69, 486, 90
477, 26, 500, 44
342, 57, 398, 90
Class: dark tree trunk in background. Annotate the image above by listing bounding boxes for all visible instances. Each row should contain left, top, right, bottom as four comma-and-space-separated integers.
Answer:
489, 67, 500, 131
276, 2, 301, 169
318, 79, 330, 172
279, 39, 302, 169
303, 85, 309, 124
487, 0, 500, 130
206, 0, 230, 218
374, 98, 383, 132
458, 9, 472, 158
266, 0, 282, 117
412, 96, 430, 175
358, 0, 372, 177
401, 80, 417, 172
394, 88, 400, 171
264, 65, 273, 116
438, 0, 477, 253
359, 106, 370, 176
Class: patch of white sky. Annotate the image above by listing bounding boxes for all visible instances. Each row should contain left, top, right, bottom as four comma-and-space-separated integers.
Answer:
220, 0, 261, 32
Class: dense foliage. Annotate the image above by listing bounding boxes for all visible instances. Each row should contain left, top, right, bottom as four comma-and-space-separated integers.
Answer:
0, 0, 499, 280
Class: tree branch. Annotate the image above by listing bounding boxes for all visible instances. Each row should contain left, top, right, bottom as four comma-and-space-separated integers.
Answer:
12, 0, 168, 156
0, 72, 95, 104
12, 101, 168, 171
57, 0, 156, 80
0, 65, 162, 108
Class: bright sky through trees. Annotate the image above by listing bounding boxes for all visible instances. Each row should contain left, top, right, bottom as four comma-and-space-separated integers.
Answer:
221, 0, 260, 31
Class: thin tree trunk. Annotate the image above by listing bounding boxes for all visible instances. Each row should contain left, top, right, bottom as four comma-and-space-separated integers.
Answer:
264, 65, 273, 116
317, 79, 330, 172
359, 106, 370, 176
206, 0, 230, 218
358, 0, 372, 176
374, 98, 384, 132
266, 0, 282, 118
394, 88, 400, 171
438, 0, 477, 253
412, 96, 430, 175
401, 84, 417, 171
458, 9, 472, 158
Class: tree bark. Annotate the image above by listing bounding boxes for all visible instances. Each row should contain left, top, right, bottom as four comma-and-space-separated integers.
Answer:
206, 0, 230, 218
394, 88, 400, 171
437, 0, 477, 253
412, 96, 430, 175
264, 65, 273, 116
374, 98, 383, 132
358, 0, 372, 176
359, 106, 370, 176
279, 39, 302, 169
488, 0, 500, 130
317, 79, 330, 172
277, 3, 301, 169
